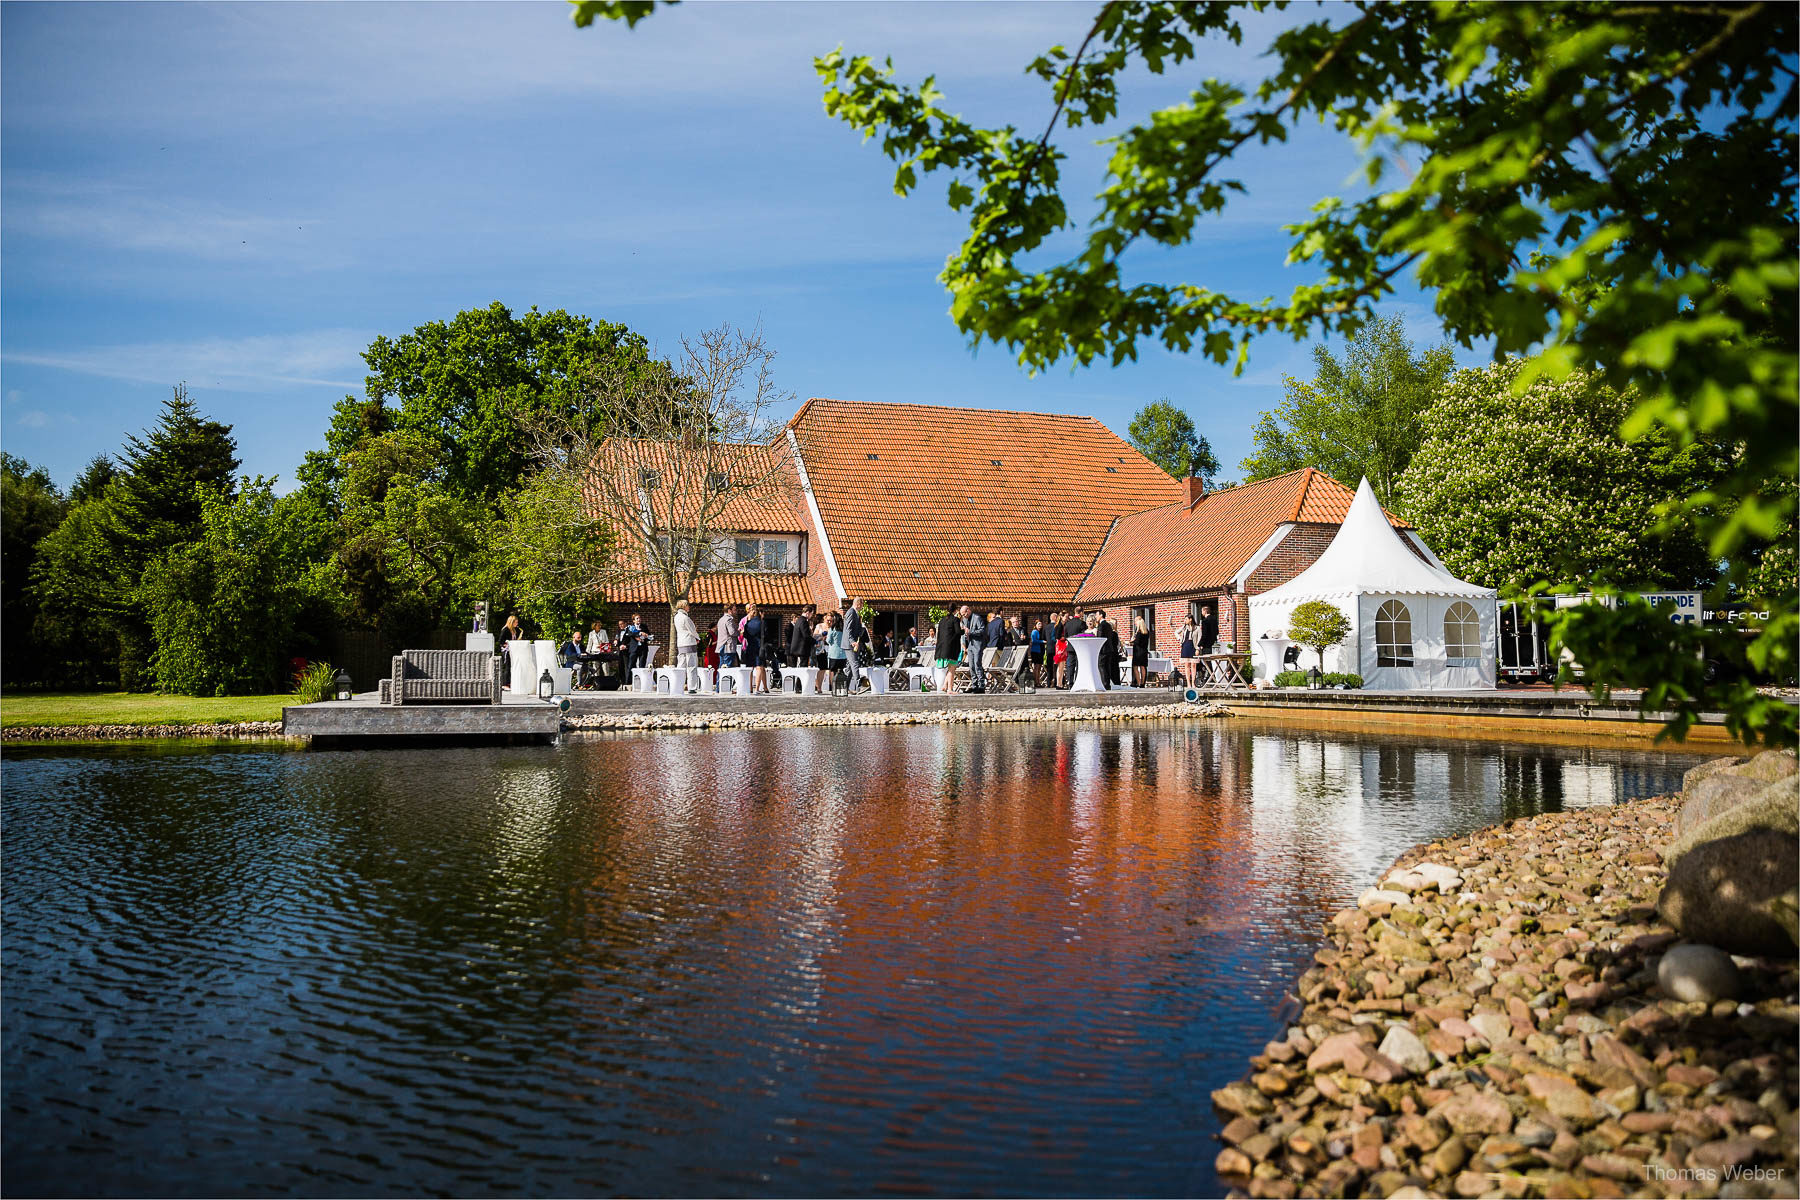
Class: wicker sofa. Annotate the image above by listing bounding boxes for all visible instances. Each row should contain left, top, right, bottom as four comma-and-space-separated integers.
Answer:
387, 649, 503, 705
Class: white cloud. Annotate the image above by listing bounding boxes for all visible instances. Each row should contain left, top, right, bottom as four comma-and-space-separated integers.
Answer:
14, 408, 51, 429
3, 329, 370, 391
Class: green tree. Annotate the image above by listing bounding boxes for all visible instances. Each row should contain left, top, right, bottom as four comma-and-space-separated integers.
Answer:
1239, 315, 1454, 511
1287, 600, 1351, 673
29, 387, 242, 689
304, 303, 664, 511
67, 455, 118, 505
111, 384, 240, 566
139, 479, 338, 695
469, 471, 612, 636
1398, 358, 1722, 592
334, 430, 485, 634
1126, 400, 1219, 483
1, 455, 66, 685
781, 1, 1793, 744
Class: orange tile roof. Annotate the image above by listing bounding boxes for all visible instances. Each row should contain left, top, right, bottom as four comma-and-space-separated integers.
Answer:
601, 571, 814, 608
587, 439, 805, 534
1075, 468, 1411, 604
784, 397, 1181, 605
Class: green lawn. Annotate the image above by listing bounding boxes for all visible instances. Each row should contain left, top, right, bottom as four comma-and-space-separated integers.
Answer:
0, 692, 293, 728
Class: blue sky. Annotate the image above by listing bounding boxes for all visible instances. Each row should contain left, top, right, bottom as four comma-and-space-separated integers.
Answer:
2, 1, 1479, 492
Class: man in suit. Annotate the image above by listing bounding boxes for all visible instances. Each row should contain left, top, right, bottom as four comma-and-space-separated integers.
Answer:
1060, 610, 1087, 687
842, 597, 867, 692
1096, 610, 1120, 689
961, 605, 988, 692
787, 605, 816, 671
984, 611, 1004, 679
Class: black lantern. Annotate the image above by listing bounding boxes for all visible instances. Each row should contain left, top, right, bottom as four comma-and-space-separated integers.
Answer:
539, 668, 555, 701
1308, 666, 1323, 690
334, 669, 354, 701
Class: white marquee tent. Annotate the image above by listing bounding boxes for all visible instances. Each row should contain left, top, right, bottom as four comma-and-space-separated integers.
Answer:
1248, 479, 1497, 690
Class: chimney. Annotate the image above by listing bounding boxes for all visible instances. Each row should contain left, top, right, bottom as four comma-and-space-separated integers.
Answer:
1184, 476, 1207, 509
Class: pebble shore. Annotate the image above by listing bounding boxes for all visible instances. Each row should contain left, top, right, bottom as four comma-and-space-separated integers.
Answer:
564, 700, 1231, 732
1213, 795, 1799, 1199
1, 721, 287, 742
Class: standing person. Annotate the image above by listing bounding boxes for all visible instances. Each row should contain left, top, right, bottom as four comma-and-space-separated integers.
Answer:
1131, 614, 1151, 687
961, 605, 987, 693
811, 609, 831, 692
1028, 619, 1046, 685
741, 602, 765, 692
934, 606, 962, 694
757, 610, 781, 694
841, 598, 867, 693
587, 620, 609, 654
1061, 611, 1088, 688
786, 605, 815, 679
628, 613, 650, 670
673, 601, 702, 686
984, 610, 1003, 680
716, 605, 740, 671
1177, 614, 1201, 688
1097, 610, 1120, 689
824, 611, 848, 693
497, 613, 526, 685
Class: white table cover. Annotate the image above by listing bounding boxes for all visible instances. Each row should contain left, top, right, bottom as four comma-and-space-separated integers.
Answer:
1068, 635, 1107, 693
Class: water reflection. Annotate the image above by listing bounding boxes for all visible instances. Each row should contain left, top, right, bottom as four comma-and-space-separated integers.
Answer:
3, 724, 1706, 1197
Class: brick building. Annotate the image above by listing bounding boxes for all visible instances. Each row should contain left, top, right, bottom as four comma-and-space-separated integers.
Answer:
1073, 468, 1435, 661
589, 400, 1441, 662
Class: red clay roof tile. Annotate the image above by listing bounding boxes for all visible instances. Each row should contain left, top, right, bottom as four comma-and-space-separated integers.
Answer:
784, 398, 1181, 605
1075, 468, 1410, 604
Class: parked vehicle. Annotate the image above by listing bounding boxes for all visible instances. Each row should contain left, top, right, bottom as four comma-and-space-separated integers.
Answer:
1496, 601, 1555, 683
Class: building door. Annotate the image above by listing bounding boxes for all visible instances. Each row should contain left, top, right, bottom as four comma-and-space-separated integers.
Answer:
1192, 599, 1220, 651
1130, 605, 1157, 651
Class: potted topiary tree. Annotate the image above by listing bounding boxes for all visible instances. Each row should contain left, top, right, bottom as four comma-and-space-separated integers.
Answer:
1288, 601, 1352, 679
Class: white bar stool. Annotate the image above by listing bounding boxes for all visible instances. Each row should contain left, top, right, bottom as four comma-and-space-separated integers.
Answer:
631, 667, 657, 693
720, 666, 753, 695
654, 666, 686, 695
692, 667, 716, 694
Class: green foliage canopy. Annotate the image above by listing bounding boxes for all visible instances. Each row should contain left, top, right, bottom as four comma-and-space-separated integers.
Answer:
303, 302, 664, 512
139, 479, 337, 696
1240, 314, 1455, 511
1126, 400, 1219, 483
1399, 359, 1723, 593
1, 455, 66, 684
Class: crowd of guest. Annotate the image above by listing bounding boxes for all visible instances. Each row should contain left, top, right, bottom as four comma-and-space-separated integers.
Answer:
494, 599, 1215, 694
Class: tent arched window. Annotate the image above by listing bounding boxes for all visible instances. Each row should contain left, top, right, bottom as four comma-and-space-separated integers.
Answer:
1443, 601, 1482, 667
1375, 600, 1414, 667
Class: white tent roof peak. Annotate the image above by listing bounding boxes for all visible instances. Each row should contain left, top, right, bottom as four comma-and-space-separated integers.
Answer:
1252, 477, 1494, 605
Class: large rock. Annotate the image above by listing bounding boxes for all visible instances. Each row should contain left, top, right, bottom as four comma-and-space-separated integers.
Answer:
1658, 776, 1799, 956
1665, 773, 1800, 865
1680, 754, 1744, 795
1679, 771, 1775, 835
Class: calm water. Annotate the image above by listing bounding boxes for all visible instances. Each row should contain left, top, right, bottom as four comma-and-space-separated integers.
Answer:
3, 720, 1706, 1198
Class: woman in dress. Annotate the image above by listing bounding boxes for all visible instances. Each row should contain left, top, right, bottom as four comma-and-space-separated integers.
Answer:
742, 602, 766, 693
1131, 615, 1151, 688
1176, 614, 1201, 688
812, 611, 831, 692
497, 614, 526, 688
758, 610, 782, 694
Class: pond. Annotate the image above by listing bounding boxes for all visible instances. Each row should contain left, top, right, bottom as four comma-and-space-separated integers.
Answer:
2, 719, 1708, 1197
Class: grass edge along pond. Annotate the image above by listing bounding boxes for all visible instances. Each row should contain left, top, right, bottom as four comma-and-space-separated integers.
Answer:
0, 691, 290, 728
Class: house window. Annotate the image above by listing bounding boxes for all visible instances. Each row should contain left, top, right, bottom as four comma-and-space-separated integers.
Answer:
1376, 600, 1414, 667
1444, 601, 1481, 666
734, 538, 760, 567
638, 468, 661, 491
708, 471, 731, 493
762, 539, 789, 571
